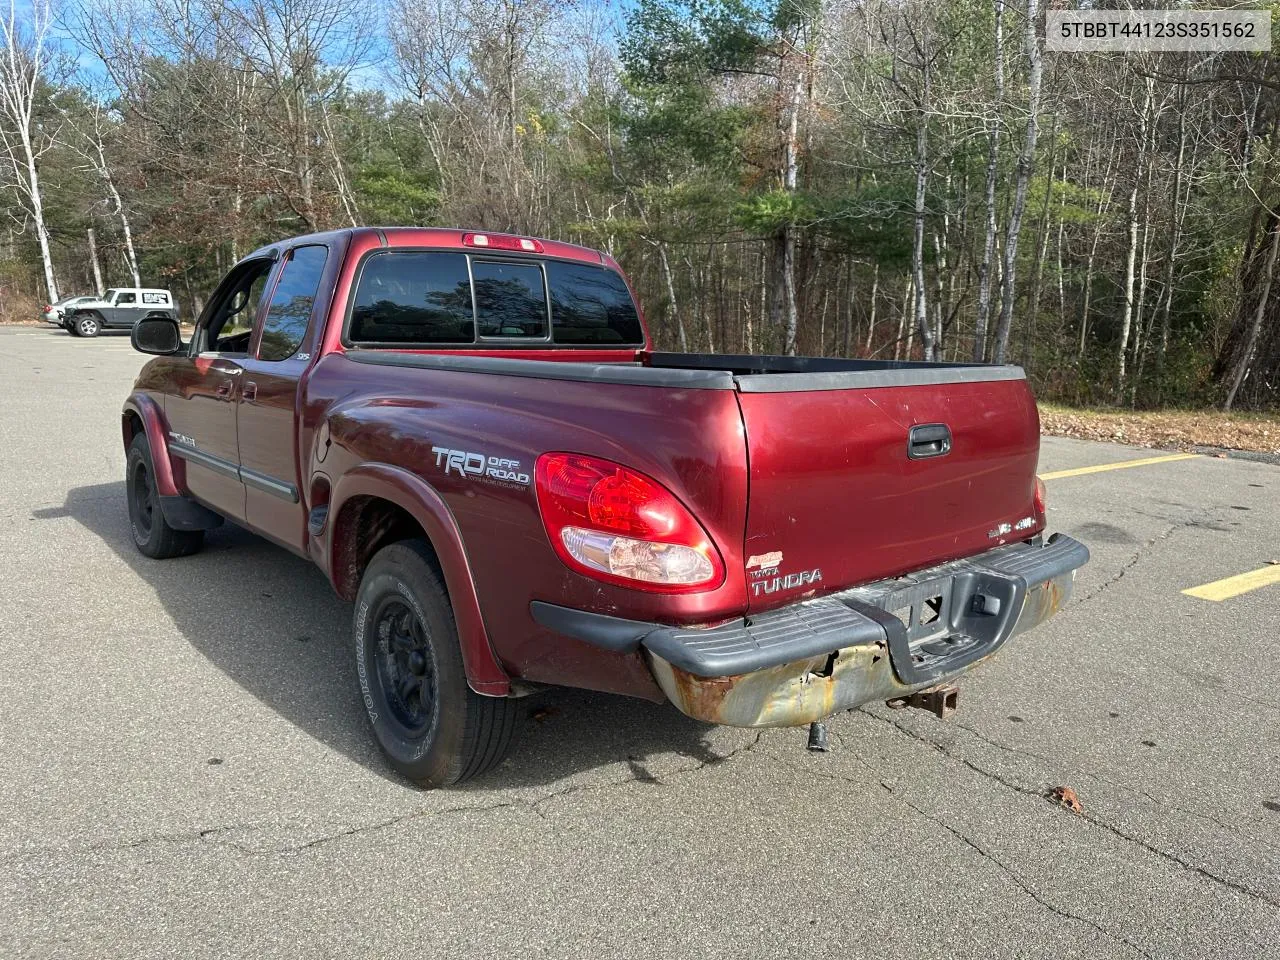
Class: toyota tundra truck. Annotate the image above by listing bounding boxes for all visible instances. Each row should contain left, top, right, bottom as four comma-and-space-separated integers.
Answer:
121, 227, 1088, 787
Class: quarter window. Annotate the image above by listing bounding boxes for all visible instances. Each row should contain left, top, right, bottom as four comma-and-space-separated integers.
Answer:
349, 252, 473, 344
259, 245, 328, 361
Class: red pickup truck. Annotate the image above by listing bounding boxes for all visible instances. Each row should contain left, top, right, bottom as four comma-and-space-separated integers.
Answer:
122, 227, 1087, 787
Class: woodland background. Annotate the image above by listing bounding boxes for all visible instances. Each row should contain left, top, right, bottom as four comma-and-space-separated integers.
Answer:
1, 0, 1278, 409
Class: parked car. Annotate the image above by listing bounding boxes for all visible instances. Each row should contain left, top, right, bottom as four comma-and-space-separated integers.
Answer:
64, 287, 177, 337
42, 295, 97, 325
121, 227, 1088, 787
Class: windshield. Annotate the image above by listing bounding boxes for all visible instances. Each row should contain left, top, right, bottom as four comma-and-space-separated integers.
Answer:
101, 289, 117, 301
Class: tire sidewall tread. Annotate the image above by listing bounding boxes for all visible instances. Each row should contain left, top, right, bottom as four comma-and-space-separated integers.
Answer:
354, 540, 516, 788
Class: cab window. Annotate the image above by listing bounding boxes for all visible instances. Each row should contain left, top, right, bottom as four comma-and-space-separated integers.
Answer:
117, 292, 137, 305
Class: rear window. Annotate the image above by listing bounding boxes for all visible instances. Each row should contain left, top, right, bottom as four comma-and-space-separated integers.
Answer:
349, 252, 473, 343
346, 251, 643, 347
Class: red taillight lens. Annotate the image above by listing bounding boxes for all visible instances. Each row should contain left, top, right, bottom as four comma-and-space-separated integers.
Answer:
462, 232, 544, 253
535, 453, 724, 592
1033, 476, 1047, 527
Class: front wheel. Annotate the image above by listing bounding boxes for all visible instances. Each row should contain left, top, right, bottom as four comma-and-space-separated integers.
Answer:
126, 433, 204, 559
354, 540, 517, 787
75, 313, 101, 337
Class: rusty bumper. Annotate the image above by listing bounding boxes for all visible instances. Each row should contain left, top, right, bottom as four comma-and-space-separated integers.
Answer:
531, 533, 1088, 729
646, 567, 1076, 727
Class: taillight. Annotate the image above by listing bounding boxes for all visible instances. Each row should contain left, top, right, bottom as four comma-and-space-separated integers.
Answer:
1033, 476, 1047, 527
462, 232, 543, 253
534, 453, 724, 592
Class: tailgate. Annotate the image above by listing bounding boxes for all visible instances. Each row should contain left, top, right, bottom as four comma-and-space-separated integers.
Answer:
736, 370, 1041, 612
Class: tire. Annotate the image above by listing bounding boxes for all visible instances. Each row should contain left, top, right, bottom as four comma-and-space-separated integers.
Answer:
126, 433, 204, 559
76, 313, 102, 337
354, 540, 517, 787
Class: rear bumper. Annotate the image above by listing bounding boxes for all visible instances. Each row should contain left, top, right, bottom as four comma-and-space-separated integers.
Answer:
532, 533, 1088, 727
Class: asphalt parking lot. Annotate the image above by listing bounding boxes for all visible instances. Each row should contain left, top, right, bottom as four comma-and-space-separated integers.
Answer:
2, 324, 1278, 959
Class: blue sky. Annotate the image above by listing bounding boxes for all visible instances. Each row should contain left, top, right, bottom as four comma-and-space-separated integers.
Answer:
39, 0, 640, 95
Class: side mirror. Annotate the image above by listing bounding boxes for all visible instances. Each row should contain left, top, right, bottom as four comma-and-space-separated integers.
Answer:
132, 315, 183, 355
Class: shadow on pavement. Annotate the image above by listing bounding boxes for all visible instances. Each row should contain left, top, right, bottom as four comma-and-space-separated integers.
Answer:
37, 482, 724, 790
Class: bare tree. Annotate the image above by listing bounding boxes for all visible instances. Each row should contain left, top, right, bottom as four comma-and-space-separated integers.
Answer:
0, 0, 60, 300
992, 0, 1042, 364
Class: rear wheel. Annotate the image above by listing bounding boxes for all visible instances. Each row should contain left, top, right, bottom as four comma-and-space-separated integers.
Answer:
354, 540, 517, 787
75, 313, 101, 338
126, 433, 204, 559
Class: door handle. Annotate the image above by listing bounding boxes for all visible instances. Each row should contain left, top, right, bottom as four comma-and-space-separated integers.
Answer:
216, 380, 235, 400
243, 381, 258, 402
908, 423, 952, 460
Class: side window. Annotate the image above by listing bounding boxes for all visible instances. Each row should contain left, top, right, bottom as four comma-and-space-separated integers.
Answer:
349, 252, 473, 344
259, 245, 328, 361
472, 260, 547, 338
116, 292, 137, 305
547, 262, 643, 345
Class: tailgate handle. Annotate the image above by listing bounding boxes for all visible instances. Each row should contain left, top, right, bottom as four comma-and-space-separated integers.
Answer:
908, 423, 952, 460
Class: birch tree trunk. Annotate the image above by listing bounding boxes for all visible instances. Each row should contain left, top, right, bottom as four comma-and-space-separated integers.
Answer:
0, 0, 59, 301
87, 228, 104, 293
974, 0, 1004, 361
1116, 181, 1141, 389
94, 138, 141, 288
992, 0, 1042, 365
911, 50, 935, 361
656, 241, 688, 353
778, 57, 803, 356
864, 262, 879, 353
1116, 83, 1152, 391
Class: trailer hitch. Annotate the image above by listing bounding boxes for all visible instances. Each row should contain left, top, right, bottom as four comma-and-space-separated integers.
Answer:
886, 684, 959, 719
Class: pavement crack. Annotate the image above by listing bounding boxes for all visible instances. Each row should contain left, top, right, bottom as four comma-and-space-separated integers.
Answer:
3, 733, 771, 865
1078, 522, 1183, 603
862, 710, 1280, 910
281, 800, 523, 853
894, 793, 1156, 960
950, 721, 1280, 855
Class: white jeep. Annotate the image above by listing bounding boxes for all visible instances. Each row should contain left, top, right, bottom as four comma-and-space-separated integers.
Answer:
63, 288, 178, 338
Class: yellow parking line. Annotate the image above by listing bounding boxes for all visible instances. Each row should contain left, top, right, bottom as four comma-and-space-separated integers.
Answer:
1040, 453, 1199, 481
1183, 565, 1280, 602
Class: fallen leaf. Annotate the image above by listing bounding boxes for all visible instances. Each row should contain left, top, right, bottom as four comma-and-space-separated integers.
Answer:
530, 706, 559, 722
1037, 405, 1280, 457
1050, 785, 1083, 814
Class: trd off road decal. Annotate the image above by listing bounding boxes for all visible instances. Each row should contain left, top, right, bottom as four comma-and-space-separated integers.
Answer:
431, 446, 530, 487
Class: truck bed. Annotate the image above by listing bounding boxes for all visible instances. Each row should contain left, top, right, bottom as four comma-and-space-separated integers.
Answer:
344, 348, 1041, 613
